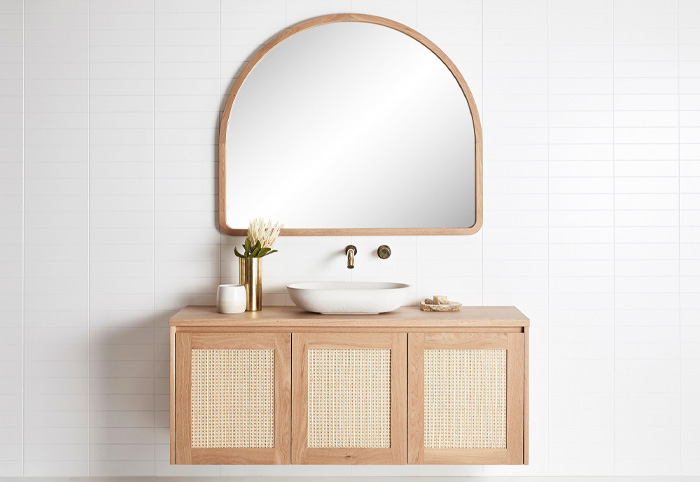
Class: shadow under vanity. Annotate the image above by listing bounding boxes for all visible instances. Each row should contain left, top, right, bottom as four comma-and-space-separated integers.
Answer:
168, 13, 528, 467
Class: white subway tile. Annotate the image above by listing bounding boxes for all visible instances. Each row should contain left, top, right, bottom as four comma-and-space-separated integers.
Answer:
3, 0, 698, 477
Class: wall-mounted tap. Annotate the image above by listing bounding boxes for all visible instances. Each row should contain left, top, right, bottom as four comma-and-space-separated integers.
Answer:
377, 245, 391, 259
345, 245, 357, 269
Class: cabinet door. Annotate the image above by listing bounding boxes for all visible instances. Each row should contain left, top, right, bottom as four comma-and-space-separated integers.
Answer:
174, 332, 291, 464
292, 333, 407, 464
408, 333, 524, 465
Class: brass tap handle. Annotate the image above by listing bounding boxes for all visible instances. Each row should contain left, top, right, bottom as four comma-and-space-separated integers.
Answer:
377, 245, 391, 259
345, 245, 357, 269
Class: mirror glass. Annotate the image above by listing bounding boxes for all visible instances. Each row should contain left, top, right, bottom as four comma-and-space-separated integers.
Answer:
223, 19, 479, 233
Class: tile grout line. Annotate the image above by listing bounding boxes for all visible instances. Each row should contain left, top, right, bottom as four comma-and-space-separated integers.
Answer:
282, 4, 290, 306
283, 0, 288, 300
219, 0, 222, 294
677, 0, 681, 474
546, 0, 550, 476
87, 0, 91, 474
481, 0, 484, 311
218, 0, 222, 473
153, 0, 156, 475
21, 0, 25, 476
345, 0, 354, 287
612, 0, 616, 474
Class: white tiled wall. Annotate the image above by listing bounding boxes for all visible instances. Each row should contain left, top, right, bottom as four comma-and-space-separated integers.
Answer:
680, 0, 700, 475
0, 0, 698, 477
23, 0, 90, 476
548, 1, 614, 475
0, 0, 23, 477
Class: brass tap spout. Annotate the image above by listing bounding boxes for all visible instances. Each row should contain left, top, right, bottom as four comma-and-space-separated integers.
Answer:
345, 245, 357, 269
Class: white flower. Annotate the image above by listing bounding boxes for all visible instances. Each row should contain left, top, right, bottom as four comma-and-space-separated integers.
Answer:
248, 218, 283, 248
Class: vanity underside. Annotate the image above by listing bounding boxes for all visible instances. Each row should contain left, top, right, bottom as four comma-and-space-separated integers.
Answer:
170, 306, 529, 465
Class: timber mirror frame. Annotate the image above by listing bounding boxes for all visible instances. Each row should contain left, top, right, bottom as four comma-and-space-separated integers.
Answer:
219, 14, 483, 236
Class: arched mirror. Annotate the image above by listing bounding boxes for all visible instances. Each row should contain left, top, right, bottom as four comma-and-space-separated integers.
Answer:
219, 14, 482, 236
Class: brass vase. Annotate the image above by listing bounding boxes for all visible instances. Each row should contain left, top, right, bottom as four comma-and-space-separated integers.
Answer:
239, 257, 262, 311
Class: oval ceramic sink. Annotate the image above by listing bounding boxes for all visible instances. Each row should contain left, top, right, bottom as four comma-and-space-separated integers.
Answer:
287, 281, 411, 314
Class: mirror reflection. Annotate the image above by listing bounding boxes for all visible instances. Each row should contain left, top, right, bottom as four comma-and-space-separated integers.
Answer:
221, 17, 481, 234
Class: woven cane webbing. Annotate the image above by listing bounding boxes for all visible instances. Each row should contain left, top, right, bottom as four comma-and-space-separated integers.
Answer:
191, 349, 274, 448
424, 349, 506, 449
307, 348, 391, 449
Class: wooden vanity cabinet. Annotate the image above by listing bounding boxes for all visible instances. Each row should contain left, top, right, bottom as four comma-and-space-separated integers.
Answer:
170, 306, 528, 466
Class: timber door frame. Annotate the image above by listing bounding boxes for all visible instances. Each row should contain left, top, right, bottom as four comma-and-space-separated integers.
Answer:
292, 332, 407, 464
174, 332, 291, 464
408, 332, 524, 465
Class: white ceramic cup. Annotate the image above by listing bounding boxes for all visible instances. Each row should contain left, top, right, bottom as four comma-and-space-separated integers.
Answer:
217, 284, 247, 314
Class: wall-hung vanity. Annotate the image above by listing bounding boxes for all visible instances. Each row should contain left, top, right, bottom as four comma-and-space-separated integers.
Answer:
170, 13, 527, 467
170, 306, 529, 465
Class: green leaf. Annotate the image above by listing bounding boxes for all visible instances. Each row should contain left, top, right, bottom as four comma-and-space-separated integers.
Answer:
258, 247, 271, 257
234, 246, 246, 258
244, 238, 251, 254
251, 240, 262, 257
262, 249, 278, 257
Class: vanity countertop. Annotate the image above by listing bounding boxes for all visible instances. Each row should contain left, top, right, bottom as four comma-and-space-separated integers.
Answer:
169, 305, 529, 329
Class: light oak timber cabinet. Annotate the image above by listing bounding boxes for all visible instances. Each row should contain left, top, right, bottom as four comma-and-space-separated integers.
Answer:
170, 306, 529, 466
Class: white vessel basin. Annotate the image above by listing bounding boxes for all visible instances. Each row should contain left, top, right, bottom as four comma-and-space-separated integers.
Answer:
287, 281, 411, 314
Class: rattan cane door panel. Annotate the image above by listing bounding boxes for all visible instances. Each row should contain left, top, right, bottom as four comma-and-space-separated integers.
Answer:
191, 349, 275, 449
292, 333, 407, 464
175, 333, 291, 464
408, 333, 524, 465
307, 348, 391, 449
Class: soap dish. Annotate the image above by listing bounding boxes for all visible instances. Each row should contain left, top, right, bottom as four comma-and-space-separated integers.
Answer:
420, 295, 462, 312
